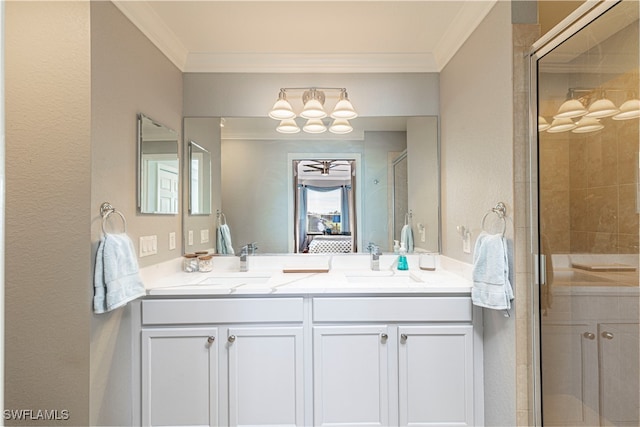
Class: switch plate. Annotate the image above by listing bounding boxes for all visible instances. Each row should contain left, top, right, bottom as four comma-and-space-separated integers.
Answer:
169, 232, 176, 250
188, 230, 194, 246
139, 235, 158, 257
200, 229, 209, 244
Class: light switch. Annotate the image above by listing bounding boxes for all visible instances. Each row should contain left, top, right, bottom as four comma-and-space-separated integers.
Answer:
169, 232, 176, 250
200, 229, 209, 244
139, 235, 158, 257
188, 230, 194, 246
463, 233, 471, 254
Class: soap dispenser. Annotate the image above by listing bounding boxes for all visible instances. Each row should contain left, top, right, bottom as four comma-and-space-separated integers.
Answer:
393, 240, 400, 254
397, 244, 409, 271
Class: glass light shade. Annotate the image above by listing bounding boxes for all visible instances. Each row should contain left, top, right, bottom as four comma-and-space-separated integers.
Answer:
572, 117, 603, 133
302, 119, 327, 133
554, 99, 588, 119
538, 116, 551, 131
276, 119, 300, 134
585, 98, 619, 118
269, 98, 295, 120
612, 99, 640, 120
329, 119, 353, 134
547, 117, 576, 133
300, 98, 327, 119
331, 99, 358, 119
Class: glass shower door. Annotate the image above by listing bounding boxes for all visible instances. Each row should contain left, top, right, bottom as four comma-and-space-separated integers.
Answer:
536, 1, 639, 425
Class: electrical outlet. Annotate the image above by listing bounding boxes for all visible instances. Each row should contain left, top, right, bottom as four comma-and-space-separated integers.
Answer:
200, 229, 209, 244
169, 232, 176, 250
463, 233, 471, 254
188, 230, 194, 246
139, 235, 158, 257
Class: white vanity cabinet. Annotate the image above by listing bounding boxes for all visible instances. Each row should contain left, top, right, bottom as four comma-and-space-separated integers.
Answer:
312, 297, 479, 427
140, 298, 306, 427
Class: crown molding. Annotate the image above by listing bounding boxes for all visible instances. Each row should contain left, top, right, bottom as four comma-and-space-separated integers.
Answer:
184, 52, 439, 73
432, 0, 497, 70
112, 0, 188, 71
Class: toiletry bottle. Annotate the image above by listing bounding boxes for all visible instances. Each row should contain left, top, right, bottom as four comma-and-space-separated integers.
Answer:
397, 244, 409, 270
393, 240, 400, 254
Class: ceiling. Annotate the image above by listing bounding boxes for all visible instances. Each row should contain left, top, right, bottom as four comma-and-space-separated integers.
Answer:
112, 1, 497, 73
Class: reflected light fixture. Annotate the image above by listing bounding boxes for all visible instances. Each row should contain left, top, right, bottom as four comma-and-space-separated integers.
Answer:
572, 117, 604, 133
613, 98, 640, 120
547, 117, 577, 133
269, 87, 357, 134
538, 116, 551, 131
585, 93, 619, 118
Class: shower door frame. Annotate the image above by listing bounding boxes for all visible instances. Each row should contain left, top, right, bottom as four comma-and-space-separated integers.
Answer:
528, 1, 625, 425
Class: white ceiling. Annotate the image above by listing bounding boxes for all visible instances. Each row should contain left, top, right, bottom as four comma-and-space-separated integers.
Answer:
112, 0, 497, 73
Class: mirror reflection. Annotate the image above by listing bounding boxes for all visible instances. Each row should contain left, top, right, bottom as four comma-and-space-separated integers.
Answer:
188, 141, 212, 215
207, 116, 439, 254
138, 113, 179, 214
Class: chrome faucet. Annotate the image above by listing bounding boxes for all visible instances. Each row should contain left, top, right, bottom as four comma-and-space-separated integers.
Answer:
239, 242, 258, 272
370, 244, 381, 271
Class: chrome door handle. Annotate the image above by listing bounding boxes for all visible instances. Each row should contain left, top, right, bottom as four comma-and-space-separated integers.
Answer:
207, 336, 215, 344
400, 334, 408, 342
228, 335, 236, 343
380, 333, 388, 342
602, 331, 614, 340
583, 332, 595, 340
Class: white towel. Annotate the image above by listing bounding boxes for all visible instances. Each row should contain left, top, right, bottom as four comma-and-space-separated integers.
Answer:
400, 224, 414, 253
216, 223, 234, 255
471, 232, 514, 310
93, 233, 146, 314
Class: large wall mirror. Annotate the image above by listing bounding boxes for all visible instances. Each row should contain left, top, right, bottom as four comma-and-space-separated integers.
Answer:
188, 140, 212, 215
182, 115, 440, 254
137, 113, 179, 214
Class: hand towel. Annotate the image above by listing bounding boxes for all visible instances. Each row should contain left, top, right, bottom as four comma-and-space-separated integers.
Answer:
216, 223, 234, 255
400, 224, 414, 253
93, 233, 146, 314
471, 232, 514, 310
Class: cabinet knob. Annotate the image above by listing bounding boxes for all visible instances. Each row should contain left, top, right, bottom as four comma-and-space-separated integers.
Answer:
380, 333, 388, 341
602, 331, 614, 340
228, 335, 236, 343
400, 334, 408, 342
207, 336, 215, 344
583, 332, 596, 340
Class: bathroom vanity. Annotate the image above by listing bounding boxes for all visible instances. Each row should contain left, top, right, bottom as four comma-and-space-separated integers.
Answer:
134, 255, 484, 427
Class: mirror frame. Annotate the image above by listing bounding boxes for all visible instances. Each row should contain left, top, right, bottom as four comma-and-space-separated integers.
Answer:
137, 113, 180, 215
188, 140, 212, 215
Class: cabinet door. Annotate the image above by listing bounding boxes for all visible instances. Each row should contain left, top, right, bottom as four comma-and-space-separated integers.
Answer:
313, 325, 390, 427
398, 325, 474, 426
227, 326, 304, 427
141, 328, 218, 427
540, 322, 599, 427
598, 322, 640, 427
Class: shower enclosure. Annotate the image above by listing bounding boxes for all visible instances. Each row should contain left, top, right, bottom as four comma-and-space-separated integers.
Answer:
532, 1, 639, 425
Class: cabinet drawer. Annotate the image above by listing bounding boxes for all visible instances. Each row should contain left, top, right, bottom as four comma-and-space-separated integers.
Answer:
142, 298, 304, 325
313, 297, 472, 322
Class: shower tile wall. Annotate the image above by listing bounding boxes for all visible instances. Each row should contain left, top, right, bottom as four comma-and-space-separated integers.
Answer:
540, 85, 639, 255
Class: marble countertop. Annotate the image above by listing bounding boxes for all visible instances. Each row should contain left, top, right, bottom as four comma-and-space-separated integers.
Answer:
141, 254, 473, 297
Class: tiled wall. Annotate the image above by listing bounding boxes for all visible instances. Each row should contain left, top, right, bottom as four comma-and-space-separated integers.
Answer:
540, 82, 639, 255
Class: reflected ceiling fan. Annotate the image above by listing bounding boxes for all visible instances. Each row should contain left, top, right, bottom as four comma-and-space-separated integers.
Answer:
303, 160, 350, 176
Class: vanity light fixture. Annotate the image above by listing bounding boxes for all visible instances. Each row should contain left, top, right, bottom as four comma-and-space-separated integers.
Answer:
269, 87, 357, 134
585, 92, 619, 118
572, 117, 604, 133
612, 97, 640, 120
538, 116, 551, 131
547, 117, 577, 133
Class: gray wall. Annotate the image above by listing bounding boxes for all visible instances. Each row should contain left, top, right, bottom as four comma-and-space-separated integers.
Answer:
5, 1, 92, 424
440, 2, 516, 425
89, 2, 183, 425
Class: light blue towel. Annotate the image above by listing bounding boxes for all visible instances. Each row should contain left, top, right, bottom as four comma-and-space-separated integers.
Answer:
216, 223, 234, 255
400, 224, 414, 253
471, 232, 514, 310
93, 233, 146, 314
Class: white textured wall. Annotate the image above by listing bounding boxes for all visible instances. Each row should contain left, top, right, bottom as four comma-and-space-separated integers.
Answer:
5, 1, 92, 424
440, 2, 516, 426
90, 2, 182, 425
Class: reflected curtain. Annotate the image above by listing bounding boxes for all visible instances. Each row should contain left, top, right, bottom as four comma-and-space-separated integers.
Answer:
297, 184, 352, 252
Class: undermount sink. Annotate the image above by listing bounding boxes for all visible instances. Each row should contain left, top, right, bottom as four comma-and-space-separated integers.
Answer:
196, 275, 271, 286
344, 273, 423, 285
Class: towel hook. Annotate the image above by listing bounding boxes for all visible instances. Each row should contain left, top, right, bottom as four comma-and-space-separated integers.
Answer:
100, 202, 127, 234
